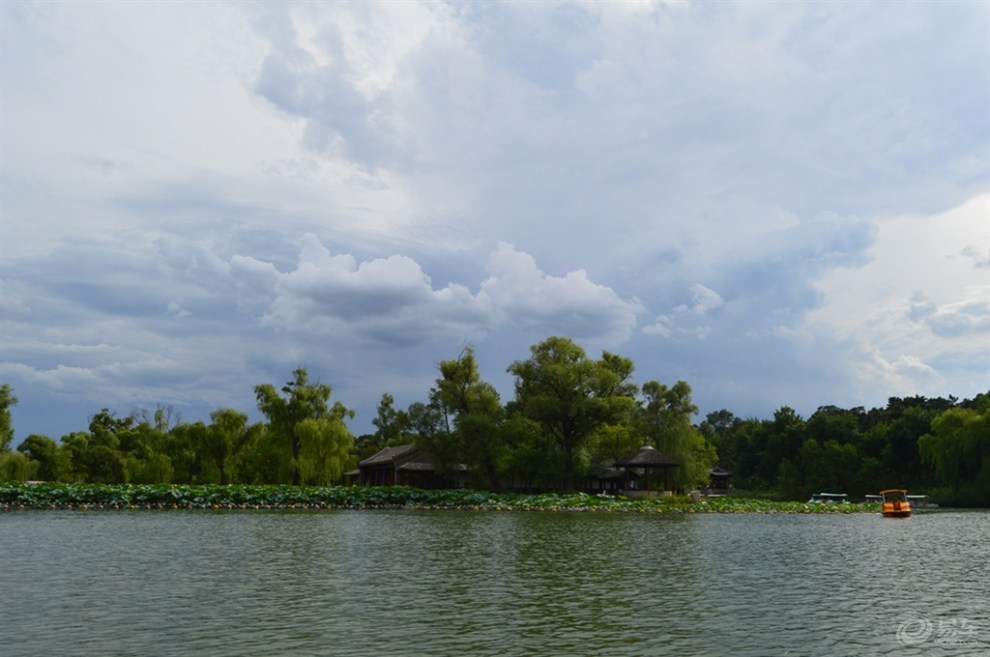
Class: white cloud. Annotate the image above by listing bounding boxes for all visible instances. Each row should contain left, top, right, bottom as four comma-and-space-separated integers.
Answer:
224, 237, 640, 347
961, 244, 990, 269
675, 284, 723, 315
808, 195, 990, 401
480, 242, 643, 341
2, 2, 987, 440
644, 284, 722, 340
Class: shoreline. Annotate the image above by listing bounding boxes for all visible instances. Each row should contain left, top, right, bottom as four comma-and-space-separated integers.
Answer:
0, 482, 886, 514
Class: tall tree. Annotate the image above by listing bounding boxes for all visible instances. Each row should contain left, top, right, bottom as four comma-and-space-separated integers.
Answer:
165, 422, 207, 484
17, 434, 69, 482
918, 400, 990, 504
76, 409, 133, 483
358, 393, 410, 459
296, 415, 355, 486
0, 384, 18, 452
205, 409, 251, 485
639, 380, 715, 489
124, 419, 173, 484
508, 337, 637, 488
255, 368, 353, 486
699, 409, 742, 470
434, 346, 505, 490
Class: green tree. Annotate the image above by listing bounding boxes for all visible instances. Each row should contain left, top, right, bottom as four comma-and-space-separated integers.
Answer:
880, 406, 934, 488
296, 415, 355, 486
165, 422, 207, 484
60, 431, 92, 482
918, 401, 990, 505
373, 393, 408, 445
356, 393, 410, 460
639, 380, 715, 489
807, 406, 862, 444
508, 337, 637, 488
433, 346, 506, 489
785, 438, 862, 500
231, 423, 279, 484
752, 407, 807, 487
0, 384, 18, 452
124, 415, 174, 484
0, 451, 35, 482
407, 394, 461, 477
500, 411, 557, 490
699, 409, 743, 472
86, 444, 125, 483
255, 368, 353, 486
205, 409, 251, 485
588, 423, 640, 467
67, 409, 133, 483
18, 434, 70, 482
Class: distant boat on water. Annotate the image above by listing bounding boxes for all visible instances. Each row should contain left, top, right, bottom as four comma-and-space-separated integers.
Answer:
807, 492, 848, 503
880, 489, 911, 518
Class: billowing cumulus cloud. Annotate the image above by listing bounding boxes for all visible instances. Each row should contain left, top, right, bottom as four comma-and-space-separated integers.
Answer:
1, 1, 987, 440
225, 237, 639, 347
479, 243, 643, 341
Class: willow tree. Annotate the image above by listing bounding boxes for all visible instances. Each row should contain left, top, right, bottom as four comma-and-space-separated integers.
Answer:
919, 399, 990, 505
297, 415, 355, 486
203, 409, 253, 485
0, 385, 31, 481
255, 368, 354, 486
0, 384, 17, 452
639, 380, 716, 489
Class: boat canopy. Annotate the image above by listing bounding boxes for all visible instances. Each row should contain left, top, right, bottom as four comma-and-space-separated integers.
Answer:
808, 492, 848, 502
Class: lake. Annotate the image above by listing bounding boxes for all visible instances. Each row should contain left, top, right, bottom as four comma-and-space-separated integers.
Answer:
1, 509, 988, 656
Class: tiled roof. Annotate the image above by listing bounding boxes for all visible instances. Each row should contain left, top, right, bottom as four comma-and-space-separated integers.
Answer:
358, 443, 418, 467
359, 442, 469, 473
615, 444, 680, 468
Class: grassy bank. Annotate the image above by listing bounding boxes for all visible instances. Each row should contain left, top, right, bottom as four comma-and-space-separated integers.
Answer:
0, 482, 879, 514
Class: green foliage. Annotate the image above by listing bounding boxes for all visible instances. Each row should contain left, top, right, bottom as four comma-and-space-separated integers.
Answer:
165, 422, 208, 484
296, 417, 355, 486
508, 337, 638, 487
368, 393, 409, 454
255, 368, 354, 486
431, 346, 506, 490
919, 405, 990, 505
17, 435, 69, 482
5, 342, 985, 502
0, 482, 877, 514
0, 451, 35, 482
712, 395, 985, 503
638, 379, 716, 488
588, 423, 640, 465
0, 384, 17, 452
204, 409, 251, 485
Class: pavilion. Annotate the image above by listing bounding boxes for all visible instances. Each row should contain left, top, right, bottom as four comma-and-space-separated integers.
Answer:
615, 444, 680, 494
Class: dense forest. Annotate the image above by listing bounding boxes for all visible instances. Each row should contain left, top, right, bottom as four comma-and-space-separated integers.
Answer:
1, 336, 987, 505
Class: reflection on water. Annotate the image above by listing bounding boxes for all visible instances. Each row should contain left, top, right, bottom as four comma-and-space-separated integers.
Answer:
1, 510, 987, 656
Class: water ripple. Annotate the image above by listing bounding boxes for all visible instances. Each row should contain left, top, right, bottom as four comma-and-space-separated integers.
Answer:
1, 510, 987, 656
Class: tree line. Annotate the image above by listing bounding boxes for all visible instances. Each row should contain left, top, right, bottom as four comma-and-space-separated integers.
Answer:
0, 336, 987, 504
699, 394, 990, 505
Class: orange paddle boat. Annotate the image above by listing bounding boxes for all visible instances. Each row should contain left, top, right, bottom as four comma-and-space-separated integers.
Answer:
880, 489, 911, 518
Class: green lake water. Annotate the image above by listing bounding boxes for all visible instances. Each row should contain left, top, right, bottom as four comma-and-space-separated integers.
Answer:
1, 509, 988, 656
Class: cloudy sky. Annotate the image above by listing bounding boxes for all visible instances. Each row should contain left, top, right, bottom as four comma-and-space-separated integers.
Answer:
2, 1, 988, 441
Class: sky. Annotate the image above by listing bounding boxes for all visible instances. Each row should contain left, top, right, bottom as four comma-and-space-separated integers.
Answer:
2, 1, 988, 442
